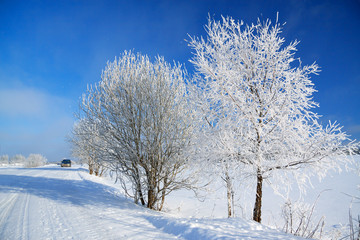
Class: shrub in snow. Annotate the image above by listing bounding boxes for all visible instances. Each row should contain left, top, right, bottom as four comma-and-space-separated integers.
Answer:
25, 154, 47, 168
10, 154, 26, 166
0, 155, 9, 166
348, 180, 360, 240
281, 198, 325, 239
70, 119, 108, 176
348, 210, 360, 240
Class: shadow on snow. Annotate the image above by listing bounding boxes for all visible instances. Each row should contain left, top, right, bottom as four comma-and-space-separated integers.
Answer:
4, 166, 89, 172
0, 169, 137, 210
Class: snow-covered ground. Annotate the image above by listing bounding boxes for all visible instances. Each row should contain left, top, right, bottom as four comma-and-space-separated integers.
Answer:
0, 165, 307, 239
165, 156, 360, 238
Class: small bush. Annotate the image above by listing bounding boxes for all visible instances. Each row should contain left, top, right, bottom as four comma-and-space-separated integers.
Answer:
10, 154, 26, 165
25, 154, 47, 168
281, 197, 325, 239
0, 155, 9, 166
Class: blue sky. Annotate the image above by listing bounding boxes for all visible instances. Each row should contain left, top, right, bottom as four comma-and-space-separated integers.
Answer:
0, 0, 359, 161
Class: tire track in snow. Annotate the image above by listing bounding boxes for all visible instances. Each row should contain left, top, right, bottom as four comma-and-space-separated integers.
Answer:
0, 193, 19, 234
59, 204, 102, 239
42, 198, 78, 240
54, 203, 82, 239
24, 193, 31, 240
15, 193, 30, 240
38, 197, 55, 239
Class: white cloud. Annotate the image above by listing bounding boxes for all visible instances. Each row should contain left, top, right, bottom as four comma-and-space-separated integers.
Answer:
0, 88, 50, 117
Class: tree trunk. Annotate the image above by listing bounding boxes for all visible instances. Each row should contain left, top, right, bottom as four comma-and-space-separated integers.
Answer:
253, 171, 263, 223
133, 163, 145, 206
137, 181, 146, 206
158, 191, 165, 211
147, 187, 156, 209
147, 171, 157, 210
225, 171, 233, 218
99, 166, 105, 177
158, 177, 168, 211
95, 165, 99, 176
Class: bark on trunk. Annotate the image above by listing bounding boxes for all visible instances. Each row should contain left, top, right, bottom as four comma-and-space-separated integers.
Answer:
227, 186, 232, 218
225, 171, 233, 218
147, 171, 157, 210
133, 163, 145, 206
253, 172, 263, 223
147, 187, 155, 209
139, 189, 146, 206
158, 192, 165, 211
136, 180, 146, 206
158, 177, 168, 211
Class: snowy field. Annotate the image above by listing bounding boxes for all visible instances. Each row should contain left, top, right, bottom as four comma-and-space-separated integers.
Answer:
0, 165, 306, 240
0, 157, 358, 240
165, 156, 360, 238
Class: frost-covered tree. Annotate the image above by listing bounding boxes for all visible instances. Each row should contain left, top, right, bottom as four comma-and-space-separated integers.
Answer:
10, 154, 26, 165
0, 155, 9, 165
189, 16, 357, 223
78, 51, 195, 210
189, 118, 239, 218
71, 119, 107, 176
25, 154, 47, 168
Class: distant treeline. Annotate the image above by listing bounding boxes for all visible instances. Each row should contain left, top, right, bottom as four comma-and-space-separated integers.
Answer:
0, 154, 47, 167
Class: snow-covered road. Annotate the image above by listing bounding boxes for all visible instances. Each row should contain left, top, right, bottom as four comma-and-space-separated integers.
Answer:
0, 165, 303, 240
0, 166, 180, 239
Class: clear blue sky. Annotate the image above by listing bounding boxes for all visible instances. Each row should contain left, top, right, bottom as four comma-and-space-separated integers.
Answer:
0, 0, 359, 161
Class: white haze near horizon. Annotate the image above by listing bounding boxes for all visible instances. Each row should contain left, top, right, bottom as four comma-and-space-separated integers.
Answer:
0, 86, 74, 161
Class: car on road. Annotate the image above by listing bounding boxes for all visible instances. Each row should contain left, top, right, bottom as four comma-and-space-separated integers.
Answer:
61, 159, 71, 167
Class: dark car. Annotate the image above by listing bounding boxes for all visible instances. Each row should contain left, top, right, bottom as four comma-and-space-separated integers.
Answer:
61, 159, 71, 167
